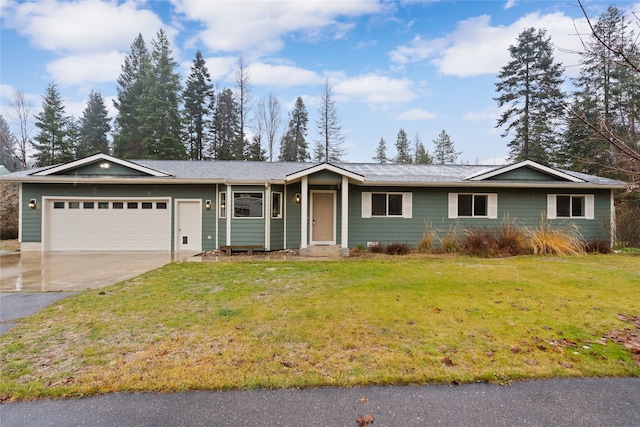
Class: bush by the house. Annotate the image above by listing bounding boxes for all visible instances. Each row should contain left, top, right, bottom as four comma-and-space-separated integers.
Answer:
385, 242, 411, 255
615, 192, 640, 248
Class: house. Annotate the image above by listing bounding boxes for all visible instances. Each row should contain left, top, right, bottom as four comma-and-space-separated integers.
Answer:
3, 153, 626, 255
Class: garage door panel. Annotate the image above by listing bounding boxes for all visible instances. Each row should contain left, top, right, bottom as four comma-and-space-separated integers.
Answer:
46, 199, 171, 251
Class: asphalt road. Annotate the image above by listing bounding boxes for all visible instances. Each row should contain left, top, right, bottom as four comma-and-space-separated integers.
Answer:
0, 292, 76, 334
2, 378, 639, 426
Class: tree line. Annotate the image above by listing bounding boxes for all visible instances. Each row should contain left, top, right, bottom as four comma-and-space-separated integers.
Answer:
1, 3, 638, 188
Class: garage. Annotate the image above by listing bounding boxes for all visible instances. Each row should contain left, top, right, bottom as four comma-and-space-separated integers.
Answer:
44, 198, 171, 251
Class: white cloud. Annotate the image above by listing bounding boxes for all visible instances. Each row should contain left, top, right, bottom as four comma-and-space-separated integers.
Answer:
2, 0, 166, 53
394, 108, 437, 121
46, 51, 125, 87
464, 106, 499, 121
390, 11, 590, 77
248, 63, 321, 87
504, 0, 517, 11
333, 74, 416, 109
172, 0, 383, 55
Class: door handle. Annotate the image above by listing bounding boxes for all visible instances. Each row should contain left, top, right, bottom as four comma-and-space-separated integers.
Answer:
312, 220, 316, 226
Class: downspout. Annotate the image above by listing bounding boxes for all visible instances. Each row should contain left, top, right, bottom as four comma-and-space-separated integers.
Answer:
226, 183, 232, 246
265, 183, 270, 251
215, 183, 219, 250
300, 176, 308, 256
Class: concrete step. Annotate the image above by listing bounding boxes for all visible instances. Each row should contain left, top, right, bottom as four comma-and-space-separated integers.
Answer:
306, 245, 342, 257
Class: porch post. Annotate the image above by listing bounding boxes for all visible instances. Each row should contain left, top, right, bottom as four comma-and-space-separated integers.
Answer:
341, 176, 349, 257
300, 176, 308, 256
226, 184, 232, 246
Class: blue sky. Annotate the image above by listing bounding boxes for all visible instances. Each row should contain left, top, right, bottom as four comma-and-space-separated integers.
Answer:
1, 0, 637, 164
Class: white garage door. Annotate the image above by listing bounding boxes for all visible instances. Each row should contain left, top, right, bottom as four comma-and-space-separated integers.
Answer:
45, 199, 171, 251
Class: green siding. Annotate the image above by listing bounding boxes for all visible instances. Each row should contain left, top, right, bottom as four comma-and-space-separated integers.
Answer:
270, 185, 285, 250
487, 167, 563, 181
21, 183, 217, 251
57, 161, 148, 176
229, 185, 265, 248
348, 185, 612, 248
308, 170, 342, 184
285, 182, 302, 249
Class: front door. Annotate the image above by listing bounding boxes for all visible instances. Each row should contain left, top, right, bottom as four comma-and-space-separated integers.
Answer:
176, 200, 202, 251
311, 192, 335, 243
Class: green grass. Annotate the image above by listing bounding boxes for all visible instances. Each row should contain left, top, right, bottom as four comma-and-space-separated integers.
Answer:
1, 254, 639, 401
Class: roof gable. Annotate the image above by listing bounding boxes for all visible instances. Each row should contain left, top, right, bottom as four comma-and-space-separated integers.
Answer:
467, 160, 584, 183
286, 163, 364, 182
31, 154, 171, 177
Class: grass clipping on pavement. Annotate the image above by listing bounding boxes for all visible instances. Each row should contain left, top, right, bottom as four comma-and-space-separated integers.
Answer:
1, 254, 639, 401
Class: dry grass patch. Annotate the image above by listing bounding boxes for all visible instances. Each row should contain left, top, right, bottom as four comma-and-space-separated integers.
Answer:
1, 255, 639, 401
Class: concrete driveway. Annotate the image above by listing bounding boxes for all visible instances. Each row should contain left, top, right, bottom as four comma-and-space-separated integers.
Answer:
0, 251, 187, 292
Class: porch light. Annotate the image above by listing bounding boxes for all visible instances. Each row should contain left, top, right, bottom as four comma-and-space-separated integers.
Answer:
205, 200, 212, 210
295, 193, 301, 204
28, 199, 37, 209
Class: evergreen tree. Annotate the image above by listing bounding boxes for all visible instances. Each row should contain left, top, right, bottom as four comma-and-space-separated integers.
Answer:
77, 91, 110, 157
140, 29, 185, 159
314, 79, 345, 162
414, 133, 433, 164
0, 115, 19, 171
183, 50, 214, 160
211, 88, 241, 160
113, 34, 149, 158
495, 27, 565, 163
373, 137, 389, 163
562, 6, 640, 175
279, 97, 309, 161
394, 128, 412, 163
33, 83, 74, 166
432, 129, 461, 164
246, 134, 266, 161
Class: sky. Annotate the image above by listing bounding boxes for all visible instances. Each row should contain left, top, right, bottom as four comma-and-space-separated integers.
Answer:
1, 0, 638, 165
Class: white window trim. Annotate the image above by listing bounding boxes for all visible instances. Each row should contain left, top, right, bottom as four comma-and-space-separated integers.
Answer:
271, 191, 283, 219
547, 194, 594, 219
448, 193, 498, 219
361, 192, 412, 219
232, 191, 264, 219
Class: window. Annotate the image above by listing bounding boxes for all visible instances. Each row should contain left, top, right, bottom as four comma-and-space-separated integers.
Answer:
362, 192, 412, 218
127, 202, 138, 209
53, 201, 65, 209
98, 202, 109, 209
457, 194, 486, 217
548, 194, 594, 219
233, 192, 263, 218
69, 202, 80, 209
271, 192, 282, 219
156, 202, 167, 209
219, 192, 226, 218
113, 202, 124, 209
141, 202, 153, 209
83, 202, 94, 209
448, 193, 497, 219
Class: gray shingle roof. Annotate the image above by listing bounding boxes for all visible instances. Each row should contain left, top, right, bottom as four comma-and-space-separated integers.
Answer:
3, 157, 625, 187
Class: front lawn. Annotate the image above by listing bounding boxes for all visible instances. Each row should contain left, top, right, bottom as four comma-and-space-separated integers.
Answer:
1, 254, 639, 401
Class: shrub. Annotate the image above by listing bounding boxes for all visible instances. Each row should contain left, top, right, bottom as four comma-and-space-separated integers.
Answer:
584, 239, 612, 254
385, 242, 411, 255
417, 221, 438, 253
440, 224, 462, 253
0, 183, 19, 240
526, 215, 584, 256
615, 192, 640, 247
496, 221, 529, 256
463, 228, 497, 257
369, 243, 385, 253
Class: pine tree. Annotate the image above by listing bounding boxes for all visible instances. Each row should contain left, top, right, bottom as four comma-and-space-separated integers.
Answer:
394, 128, 412, 164
0, 115, 19, 171
33, 83, 74, 166
413, 133, 433, 164
77, 91, 110, 158
183, 50, 214, 160
113, 34, 149, 158
373, 137, 389, 163
246, 134, 266, 161
140, 29, 185, 159
211, 88, 240, 160
495, 27, 565, 163
432, 130, 460, 164
279, 97, 309, 161
562, 6, 640, 175
314, 79, 345, 162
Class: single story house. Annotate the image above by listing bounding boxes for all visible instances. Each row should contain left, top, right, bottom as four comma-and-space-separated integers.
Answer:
3, 153, 626, 255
